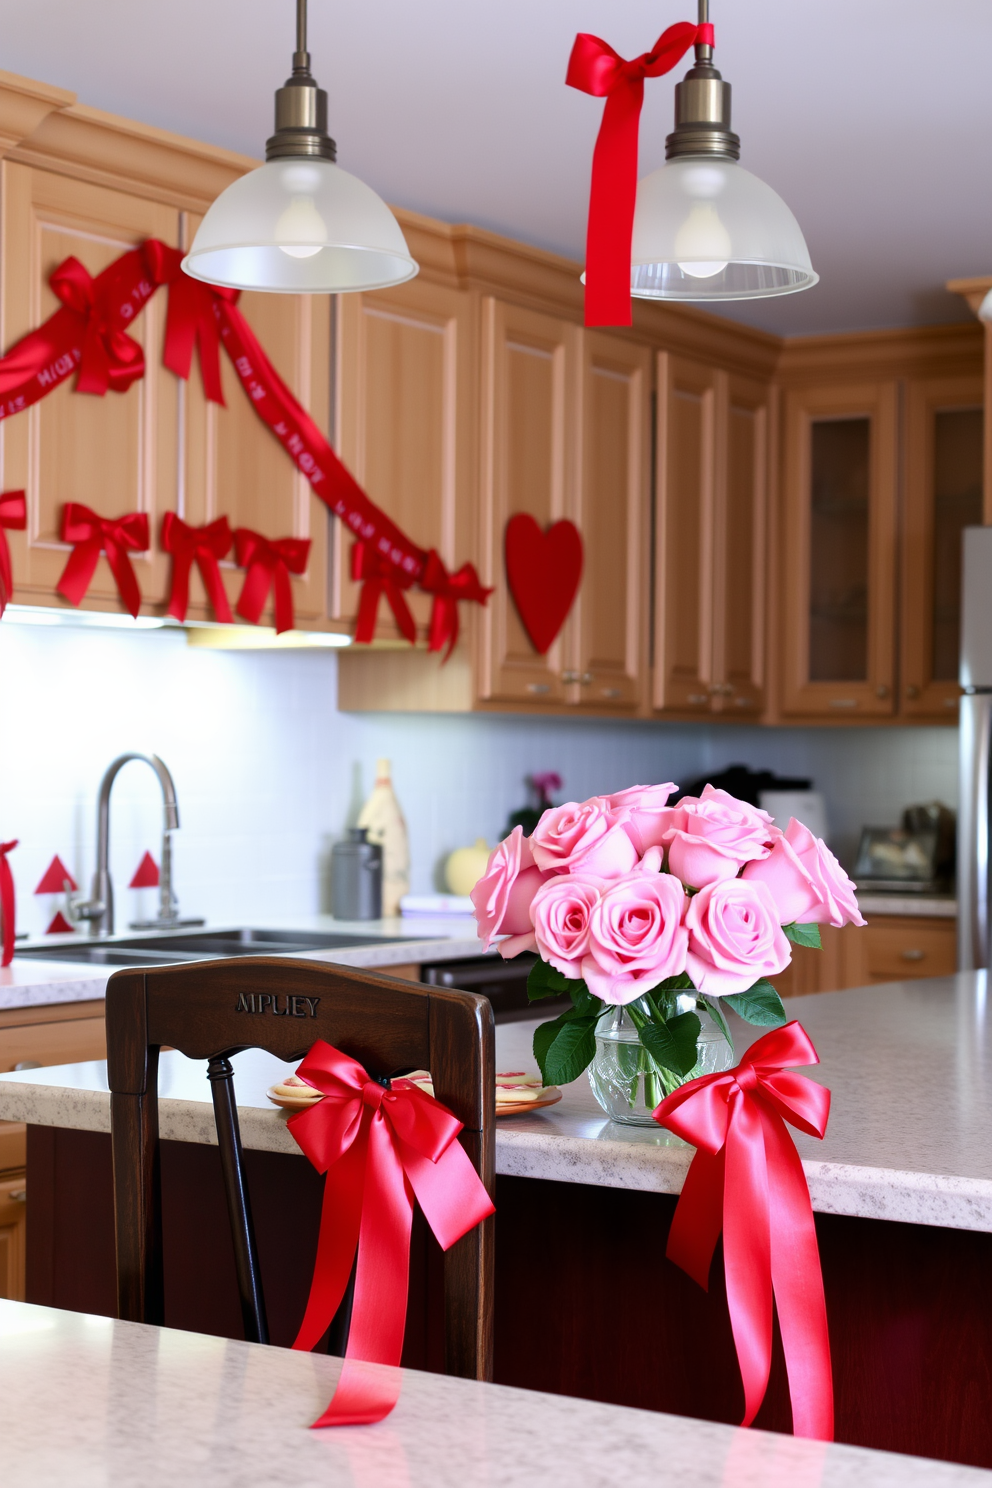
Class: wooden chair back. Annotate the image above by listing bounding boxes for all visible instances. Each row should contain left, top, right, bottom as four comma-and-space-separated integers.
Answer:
105, 956, 494, 1380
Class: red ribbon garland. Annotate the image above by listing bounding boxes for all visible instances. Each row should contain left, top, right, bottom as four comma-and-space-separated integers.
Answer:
0, 490, 27, 617
567, 23, 712, 327
161, 512, 233, 623
56, 504, 150, 618
143, 241, 234, 406
654, 1022, 833, 1440
233, 527, 311, 634
352, 540, 417, 645
287, 1040, 494, 1427
422, 549, 491, 660
0, 840, 17, 968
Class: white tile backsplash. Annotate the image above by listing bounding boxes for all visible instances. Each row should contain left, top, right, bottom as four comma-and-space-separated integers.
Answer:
0, 623, 959, 938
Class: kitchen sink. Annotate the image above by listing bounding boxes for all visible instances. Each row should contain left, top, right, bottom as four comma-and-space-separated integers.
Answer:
15, 927, 429, 968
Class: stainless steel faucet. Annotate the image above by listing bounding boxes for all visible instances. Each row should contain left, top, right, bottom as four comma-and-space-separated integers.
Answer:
68, 753, 191, 937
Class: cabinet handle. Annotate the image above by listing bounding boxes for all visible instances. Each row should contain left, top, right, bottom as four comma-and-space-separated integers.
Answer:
601, 687, 621, 699
526, 683, 550, 695
944, 697, 959, 709
709, 683, 733, 696
829, 698, 858, 709
734, 696, 754, 708
8, 1189, 26, 1203
905, 684, 920, 700
580, 672, 593, 685
561, 670, 579, 684
901, 948, 925, 962
687, 694, 709, 705
13, 1060, 41, 1072
875, 684, 890, 700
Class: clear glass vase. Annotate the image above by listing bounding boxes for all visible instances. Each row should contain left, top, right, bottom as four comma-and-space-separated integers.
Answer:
588, 995, 735, 1127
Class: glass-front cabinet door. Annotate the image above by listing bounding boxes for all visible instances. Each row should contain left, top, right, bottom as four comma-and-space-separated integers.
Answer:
780, 381, 898, 717
901, 376, 983, 719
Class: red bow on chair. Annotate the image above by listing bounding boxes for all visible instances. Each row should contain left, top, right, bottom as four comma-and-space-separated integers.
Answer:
288, 1040, 494, 1427
161, 513, 233, 623
420, 549, 492, 660
233, 527, 311, 634
0, 490, 26, 617
654, 1022, 833, 1440
48, 256, 148, 395
567, 22, 712, 326
0, 840, 17, 968
56, 504, 150, 617
144, 240, 236, 407
352, 540, 417, 645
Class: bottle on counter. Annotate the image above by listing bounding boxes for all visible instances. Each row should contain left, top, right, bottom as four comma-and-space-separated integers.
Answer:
330, 828, 383, 920
357, 758, 410, 917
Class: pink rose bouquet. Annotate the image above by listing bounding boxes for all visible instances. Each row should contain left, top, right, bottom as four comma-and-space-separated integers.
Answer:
471, 781, 864, 1117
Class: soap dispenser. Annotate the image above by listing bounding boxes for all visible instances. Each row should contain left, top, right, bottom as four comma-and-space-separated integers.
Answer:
357, 759, 410, 917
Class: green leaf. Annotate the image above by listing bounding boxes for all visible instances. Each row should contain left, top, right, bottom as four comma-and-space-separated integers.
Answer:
540, 1016, 599, 1086
699, 994, 734, 1050
532, 1015, 566, 1080
637, 1010, 702, 1078
783, 922, 822, 949
527, 959, 573, 1001
722, 981, 787, 1028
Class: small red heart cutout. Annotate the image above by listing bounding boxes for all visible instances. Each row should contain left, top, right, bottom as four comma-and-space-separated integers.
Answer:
504, 514, 583, 655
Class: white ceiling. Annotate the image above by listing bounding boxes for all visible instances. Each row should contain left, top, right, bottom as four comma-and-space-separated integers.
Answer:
1, 0, 990, 336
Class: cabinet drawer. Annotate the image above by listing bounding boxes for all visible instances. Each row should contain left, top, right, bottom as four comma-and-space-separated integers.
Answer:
863, 922, 956, 981
0, 1015, 106, 1073
0, 1172, 27, 1301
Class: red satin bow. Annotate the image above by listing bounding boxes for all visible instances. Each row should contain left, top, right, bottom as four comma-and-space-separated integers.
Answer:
654, 1022, 833, 1440
161, 513, 233, 623
352, 540, 417, 645
0, 490, 26, 617
567, 22, 712, 326
288, 1040, 494, 1427
144, 241, 237, 407
0, 840, 17, 968
420, 549, 493, 660
49, 256, 147, 395
233, 527, 310, 634
56, 504, 150, 618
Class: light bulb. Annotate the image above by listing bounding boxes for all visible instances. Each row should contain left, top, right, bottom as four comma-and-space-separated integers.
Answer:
275, 195, 327, 259
674, 203, 732, 279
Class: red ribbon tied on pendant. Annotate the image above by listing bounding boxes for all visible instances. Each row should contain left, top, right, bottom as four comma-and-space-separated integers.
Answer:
0, 490, 27, 617
143, 240, 236, 407
420, 549, 492, 660
57, 504, 150, 618
233, 527, 311, 634
567, 22, 712, 327
287, 1040, 495, 1427
653, 1021, 833, 1441
352, 540, 417, 645
161, 513, 234, 623
0, 840, 18, 968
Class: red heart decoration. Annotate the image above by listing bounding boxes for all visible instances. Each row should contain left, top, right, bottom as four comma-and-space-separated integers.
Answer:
504, 514, 583, 655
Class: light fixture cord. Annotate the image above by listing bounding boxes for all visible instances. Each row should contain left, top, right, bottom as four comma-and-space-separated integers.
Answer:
294, 0, 310, 72
695, 0, 714, 64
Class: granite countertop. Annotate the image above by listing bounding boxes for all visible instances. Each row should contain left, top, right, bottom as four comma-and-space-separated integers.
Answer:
857, 894, 957, 918
2, 1299, 987, 1488
0, 913, 488, 1014
2, 974, 991, 1233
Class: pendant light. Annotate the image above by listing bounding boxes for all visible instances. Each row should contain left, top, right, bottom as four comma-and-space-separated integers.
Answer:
630, 1, 816, 302
183, 0, 418, 294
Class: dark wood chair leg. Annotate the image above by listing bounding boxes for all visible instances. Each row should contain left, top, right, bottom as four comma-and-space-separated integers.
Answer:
207, 1055, 269, 1345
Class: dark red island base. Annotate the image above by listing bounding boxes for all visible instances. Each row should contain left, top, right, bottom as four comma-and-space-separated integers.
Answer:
26, 1125, 992, 1471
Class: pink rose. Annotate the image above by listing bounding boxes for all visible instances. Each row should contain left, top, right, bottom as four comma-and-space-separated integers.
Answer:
531, 798, 637, 880
470, 827, 547, 956
684, 879, 792, 996
665, 785, 777, 888
581, 871, 688, 1005
531, 874, 603, 978
607, 781, 679, 854
745, 818, 865, 928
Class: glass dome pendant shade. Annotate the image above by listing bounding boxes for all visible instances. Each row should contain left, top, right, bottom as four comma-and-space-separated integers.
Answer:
630, 3, 816, 302
182, 0, 418, 294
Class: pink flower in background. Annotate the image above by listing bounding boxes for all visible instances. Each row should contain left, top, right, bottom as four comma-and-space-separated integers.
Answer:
531, 874, 603, 978
607, 781, 680, 854
582, 871, 688, 1004
756, 818, 866, 929
470, 826, 548, 956
665, 784, 777, 888
684, 878, 792, 995
531, 798, 636, 879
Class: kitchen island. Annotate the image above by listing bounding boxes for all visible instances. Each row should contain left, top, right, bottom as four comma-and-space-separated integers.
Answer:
1, 973, 990, 1468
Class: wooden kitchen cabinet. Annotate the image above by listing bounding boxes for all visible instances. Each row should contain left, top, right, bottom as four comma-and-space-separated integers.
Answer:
653, 355, 768, 718
0, 999, 106, 1072
0, 1171, 27, 1301
776, 914, 956, 996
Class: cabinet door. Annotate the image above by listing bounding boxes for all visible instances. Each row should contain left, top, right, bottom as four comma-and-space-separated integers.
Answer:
332, 279, 476, 641
711, 373, 768, 718
901, 377, 983, 719
569, 332, 651, 710
780, 381, 898, 718
0, 1175, 26, 1301
478, 298, 577, 705
0, 161, 180, 611
183, 220, 331, 629
654, 354, 718, 714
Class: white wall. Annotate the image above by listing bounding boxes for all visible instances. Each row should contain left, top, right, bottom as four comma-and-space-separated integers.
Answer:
0, 623, 958, 939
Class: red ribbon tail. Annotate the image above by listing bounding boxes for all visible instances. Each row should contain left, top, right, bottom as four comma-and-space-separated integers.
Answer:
272, 560, 295, 634
665, 1146, 725, 1291
385, 583, 417, 646
427, 595, 458, 660
57, 536, 103, 608
0, 532, 12, 610
312, 1358, 403, 1429
236, 559, 271, 627
722, 1103, 774, 1428
197, 551, 234, 624
293, 1131, 367, 1355
355, 577, 384, 644
584, 83, 644, 327
0, 844, 15, 968
166, 550, 193, 623
104, 537, 143, 618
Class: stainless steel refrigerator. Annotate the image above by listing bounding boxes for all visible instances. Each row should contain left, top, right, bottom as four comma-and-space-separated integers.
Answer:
959, 526, 992, 968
